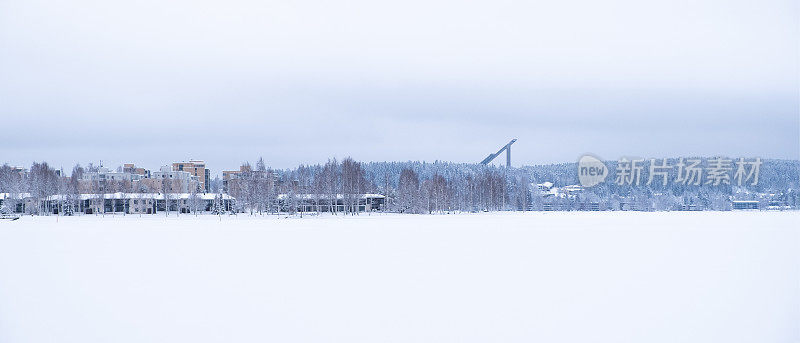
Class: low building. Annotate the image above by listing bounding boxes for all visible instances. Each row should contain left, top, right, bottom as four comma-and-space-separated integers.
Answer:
535, 182, 554, 193
275, 193, 386, 213
532, 182, 583, 199
680, 204, 703, 211
0, 193, 29, 213
732, 200, 759, 210
578, 202, 600, 211
39, 193, 235, 215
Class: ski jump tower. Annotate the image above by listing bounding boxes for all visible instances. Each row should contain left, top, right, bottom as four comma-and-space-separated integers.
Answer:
479, 139, 517, 167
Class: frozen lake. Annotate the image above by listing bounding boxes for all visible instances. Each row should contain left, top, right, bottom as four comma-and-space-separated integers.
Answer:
0, 212, 797, 342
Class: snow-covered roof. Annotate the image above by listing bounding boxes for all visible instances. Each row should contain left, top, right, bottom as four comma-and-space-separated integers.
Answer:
276, 193, 385, 200
562, 185, 583, 192
41, 193, 235, 201
2, 192, 236, 201
0, 193, 31, 200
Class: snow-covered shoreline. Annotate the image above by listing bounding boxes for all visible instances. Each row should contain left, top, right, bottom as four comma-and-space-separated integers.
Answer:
1, 212, 797, 342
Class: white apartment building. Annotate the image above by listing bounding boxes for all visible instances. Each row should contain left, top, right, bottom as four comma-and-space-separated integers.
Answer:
150, 166, 199, 193
81, 167, 146, 182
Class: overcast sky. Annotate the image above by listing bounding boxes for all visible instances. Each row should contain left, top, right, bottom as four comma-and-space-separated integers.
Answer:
0, 0, 797, 173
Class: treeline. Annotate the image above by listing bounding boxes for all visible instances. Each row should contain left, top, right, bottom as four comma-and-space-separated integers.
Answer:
0, 162, 64, 214
2, 158, 527, 215
226, 157, 372, 214
225, 158, 530, 214
2, 158, 798, 215
518, 158, 800, 193
516, 158, 800, 210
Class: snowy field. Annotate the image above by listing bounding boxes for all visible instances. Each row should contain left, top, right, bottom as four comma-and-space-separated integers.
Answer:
0, 212, 797, 343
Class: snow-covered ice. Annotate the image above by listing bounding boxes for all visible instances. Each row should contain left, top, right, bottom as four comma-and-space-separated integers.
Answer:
0, 212, 797, 343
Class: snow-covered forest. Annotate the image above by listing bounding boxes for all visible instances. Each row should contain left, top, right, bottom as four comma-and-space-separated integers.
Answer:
235, 158, 525, 214
220, 157, 800, 213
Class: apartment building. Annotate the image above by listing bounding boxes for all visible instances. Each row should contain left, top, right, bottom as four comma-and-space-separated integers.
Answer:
173, 160, 210, 192
122, 163, 150, 177
222, 164, 251, 193
80, 167, 146, 192
150, 166, 198, 193
8, 166, 27, 178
